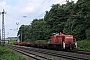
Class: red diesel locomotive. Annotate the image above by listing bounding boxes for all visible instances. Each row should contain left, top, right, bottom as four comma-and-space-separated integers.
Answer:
50, 32, 77, 50
16, 32, 77, 50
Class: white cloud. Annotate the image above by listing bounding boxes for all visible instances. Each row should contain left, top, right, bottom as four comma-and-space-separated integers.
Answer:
0, 1, 6, 6
55, 0, 66, 4
0, 1, 6, 11
21, 6, 34, 13
0, 0, 78, 38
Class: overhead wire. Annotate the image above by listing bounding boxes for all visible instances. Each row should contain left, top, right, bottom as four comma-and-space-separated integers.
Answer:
1, 0, 66, 37
2, 0, 52, 20
36, 12, 45, 19
29, 0, 52, 19
27, 0, 47, 17
36, 0, 66, 19
3, 0, 66, 24
2, 0, 48, 25
2, 0, 66, 20
36, 0, 52, 18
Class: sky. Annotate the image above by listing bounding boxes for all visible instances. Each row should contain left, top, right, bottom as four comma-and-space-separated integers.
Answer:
0, 0, 78, 38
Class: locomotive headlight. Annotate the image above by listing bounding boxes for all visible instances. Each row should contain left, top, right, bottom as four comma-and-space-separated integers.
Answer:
75, 42, 77, 48
63, 42, 65, 49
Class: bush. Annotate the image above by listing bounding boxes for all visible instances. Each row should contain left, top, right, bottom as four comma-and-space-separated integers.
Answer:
77, 40, 90, 51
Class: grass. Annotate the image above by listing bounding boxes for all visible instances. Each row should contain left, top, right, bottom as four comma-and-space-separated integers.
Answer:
9, 40, 16, 44
5, 40, 16, 44
77, 40, 90, 51
0, 45, 26, 60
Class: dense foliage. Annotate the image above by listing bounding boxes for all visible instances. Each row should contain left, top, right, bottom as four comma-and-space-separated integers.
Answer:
18, 0, 90, 41
77, 40, 90, 51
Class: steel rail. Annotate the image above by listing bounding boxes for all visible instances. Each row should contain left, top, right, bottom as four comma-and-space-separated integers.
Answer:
6, 45, 90, 60
6, 45, 52, 60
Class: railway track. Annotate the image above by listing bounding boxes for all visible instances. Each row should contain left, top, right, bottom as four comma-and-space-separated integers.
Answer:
21, 47, 90, 60
5, 45, 90, 60
27, 49, 90, 60
11, 47, 47, 60
5, 45, 53, 60
71, 50, 90, 55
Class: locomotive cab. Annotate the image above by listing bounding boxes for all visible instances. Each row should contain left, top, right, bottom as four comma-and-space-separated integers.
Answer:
63, 35, 76, 50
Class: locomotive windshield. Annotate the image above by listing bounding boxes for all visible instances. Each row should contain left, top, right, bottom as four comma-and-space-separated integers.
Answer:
65, 35, 73, 38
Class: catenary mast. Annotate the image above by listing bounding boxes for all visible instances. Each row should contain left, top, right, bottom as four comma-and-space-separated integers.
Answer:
0, 9, 6, 46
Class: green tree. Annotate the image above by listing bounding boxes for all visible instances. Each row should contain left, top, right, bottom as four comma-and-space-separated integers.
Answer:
18, 25, 31, 41
18, 0, 90, 41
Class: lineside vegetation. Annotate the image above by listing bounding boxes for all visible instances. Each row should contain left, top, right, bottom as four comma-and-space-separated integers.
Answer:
77, 40, 90, 51
0, 46, 26, 60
